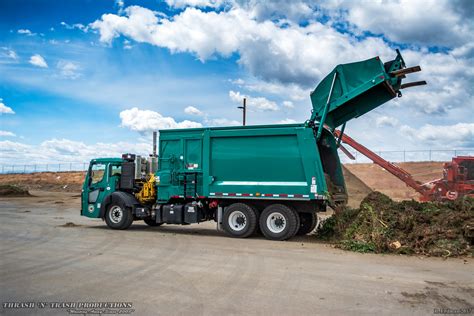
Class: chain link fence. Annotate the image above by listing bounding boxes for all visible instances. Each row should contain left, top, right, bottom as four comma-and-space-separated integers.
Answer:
0, 162, 89, 174
0, 149, 473, 174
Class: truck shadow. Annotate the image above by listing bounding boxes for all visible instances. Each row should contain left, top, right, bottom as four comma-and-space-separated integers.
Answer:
85, 224, 322, 243
85, 223, 225, 238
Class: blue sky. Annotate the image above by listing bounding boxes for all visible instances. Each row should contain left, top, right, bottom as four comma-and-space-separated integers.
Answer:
0, 0, 473, 164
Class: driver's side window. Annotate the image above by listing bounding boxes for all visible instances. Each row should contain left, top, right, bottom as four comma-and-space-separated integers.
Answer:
90, 163, 106, 185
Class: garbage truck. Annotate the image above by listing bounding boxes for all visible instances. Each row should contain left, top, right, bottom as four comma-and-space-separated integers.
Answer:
81, 50, 425, 240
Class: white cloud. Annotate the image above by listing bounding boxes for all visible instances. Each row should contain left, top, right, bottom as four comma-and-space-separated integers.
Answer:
120, 107, 202, 133
17, 29, 35, 36
184, 106, 203, 116
90, 6, 394, 88
0, 99, 15, 114
0, 138, 153, 164
57, 60, 81, 79
88, 4, 473, 122
116, 0, 125, 11
322, 0, 474, 47
0, 130, 16, 137
123, 39, 133, 49
400, 123, 474, 148
282, 101, 294, 109
7, 49, 18, 60
229, 90, 278, 111
60, 21, 89, 32
29, 54, 48, 68
243, 0, 315, 23
165, 0, 224, 8
375, 115, 399, 127
393, 49, 473, 115
1, 48, 18, 60
278, 118, 297, 124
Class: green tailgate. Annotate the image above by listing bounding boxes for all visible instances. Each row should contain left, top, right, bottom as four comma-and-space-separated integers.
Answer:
310, 51, 406, 128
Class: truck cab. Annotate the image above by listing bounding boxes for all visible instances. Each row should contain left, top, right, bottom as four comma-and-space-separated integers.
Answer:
81, 158, 123, 218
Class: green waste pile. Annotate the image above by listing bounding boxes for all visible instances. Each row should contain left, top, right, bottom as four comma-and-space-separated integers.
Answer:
316, 192, 473, 257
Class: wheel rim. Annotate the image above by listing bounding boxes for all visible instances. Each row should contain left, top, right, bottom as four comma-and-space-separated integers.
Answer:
228, 210, 247, 232
266, 212, 286, 233
109, 206, 123, 224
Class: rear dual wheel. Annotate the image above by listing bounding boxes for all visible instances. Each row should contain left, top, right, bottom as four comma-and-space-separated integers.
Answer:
259, 204, 299, 241
222, 203, 310, 241
223, 203, 258, 238
296, 212, 318, 235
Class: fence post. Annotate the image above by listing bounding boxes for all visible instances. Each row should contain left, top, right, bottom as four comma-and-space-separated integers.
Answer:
454, 150, 457, 157
58, 163, 61, 172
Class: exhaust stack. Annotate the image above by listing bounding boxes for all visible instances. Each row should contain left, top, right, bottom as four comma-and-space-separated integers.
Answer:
152, 131, 157, 157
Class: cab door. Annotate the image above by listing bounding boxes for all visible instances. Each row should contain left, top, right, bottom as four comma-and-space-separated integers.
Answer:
82, 162, 109, 218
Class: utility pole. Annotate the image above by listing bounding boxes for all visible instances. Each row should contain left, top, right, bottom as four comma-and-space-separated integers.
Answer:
238, 97, 247, 126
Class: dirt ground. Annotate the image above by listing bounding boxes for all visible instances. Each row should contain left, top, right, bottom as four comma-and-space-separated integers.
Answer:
1, 192, 473, 315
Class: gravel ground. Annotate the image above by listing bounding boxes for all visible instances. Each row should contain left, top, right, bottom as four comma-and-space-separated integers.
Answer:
1, 191, 473, 315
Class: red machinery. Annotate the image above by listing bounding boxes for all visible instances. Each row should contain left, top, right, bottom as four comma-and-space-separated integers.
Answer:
334, 130, 474, 202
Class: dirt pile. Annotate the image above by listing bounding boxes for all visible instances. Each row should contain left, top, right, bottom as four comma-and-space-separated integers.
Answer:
342, 165, 373, 208
0, 171, 85, 192
59, 222, 81, 228
0, 184, 31, 197
317, 192, 473, 257
345, 162, 445, 201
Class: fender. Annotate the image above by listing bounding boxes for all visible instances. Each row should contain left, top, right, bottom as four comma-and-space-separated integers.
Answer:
99, 191, 140, 218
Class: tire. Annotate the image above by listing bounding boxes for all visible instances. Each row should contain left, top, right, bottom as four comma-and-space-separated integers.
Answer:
259, 204, 299, 241
222, 203, 258, 238
296, 212, 317, 235
144, 218, 163, 227
105, 202, 133, 230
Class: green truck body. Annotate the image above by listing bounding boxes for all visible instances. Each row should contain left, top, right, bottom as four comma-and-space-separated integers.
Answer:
81, 51, 424, 240
156, 124, 343, 203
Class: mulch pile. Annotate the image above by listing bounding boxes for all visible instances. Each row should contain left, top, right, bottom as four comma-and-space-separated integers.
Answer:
0, 184, 31, 197
316, 192, 473, 257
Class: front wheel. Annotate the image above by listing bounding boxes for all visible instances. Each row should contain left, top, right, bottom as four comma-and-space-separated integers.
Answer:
105, 203, 133, 230
260, 204, 299, 241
